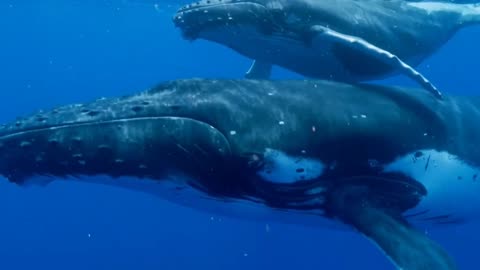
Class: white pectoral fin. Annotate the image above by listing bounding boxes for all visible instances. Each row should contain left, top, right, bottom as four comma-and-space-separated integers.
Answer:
311, 25, 443, 99
245, 60, 273, 79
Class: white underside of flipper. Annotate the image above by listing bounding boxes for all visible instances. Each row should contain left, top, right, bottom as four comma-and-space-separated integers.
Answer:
257, 148, 326, 184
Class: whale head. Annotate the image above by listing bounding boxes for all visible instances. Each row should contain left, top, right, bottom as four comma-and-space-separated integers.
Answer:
173, 0, 275, 40
171, 0, 327, 48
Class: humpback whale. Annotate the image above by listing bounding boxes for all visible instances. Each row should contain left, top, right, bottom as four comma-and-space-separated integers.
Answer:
173, 0, 480, 99
1, 79, 478, 269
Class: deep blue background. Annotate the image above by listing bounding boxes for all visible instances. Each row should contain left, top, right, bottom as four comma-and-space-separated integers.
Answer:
0, 1, 479, 269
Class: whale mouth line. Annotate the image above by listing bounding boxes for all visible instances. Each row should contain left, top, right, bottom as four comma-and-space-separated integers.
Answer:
0, 116, 213, 141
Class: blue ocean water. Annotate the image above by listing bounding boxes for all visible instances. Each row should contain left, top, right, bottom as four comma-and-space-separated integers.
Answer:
0, 1, 479, 269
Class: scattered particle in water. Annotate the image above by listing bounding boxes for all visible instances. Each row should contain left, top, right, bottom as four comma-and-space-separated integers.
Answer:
20, 141, 31, 148
265, 224, 270, 233
229, 130, 237, 135
278, 121, 285, 125
97, 144, 110, 150
329, 161, 337, 170
368, 159, 379, 168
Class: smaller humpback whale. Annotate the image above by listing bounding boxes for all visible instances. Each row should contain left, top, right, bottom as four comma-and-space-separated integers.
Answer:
1, 79, 479, 269
173, 0, 480, 99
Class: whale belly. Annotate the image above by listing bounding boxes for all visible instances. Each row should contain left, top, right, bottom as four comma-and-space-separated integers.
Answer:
385, 149, 480, 226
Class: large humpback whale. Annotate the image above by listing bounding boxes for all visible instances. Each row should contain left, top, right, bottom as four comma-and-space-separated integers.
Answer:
1, 79, 478, 269
173, 0, 480, 99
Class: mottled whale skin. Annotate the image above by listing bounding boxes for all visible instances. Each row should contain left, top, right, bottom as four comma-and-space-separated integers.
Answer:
173, 0, 480, 96
1, 79, 479, 269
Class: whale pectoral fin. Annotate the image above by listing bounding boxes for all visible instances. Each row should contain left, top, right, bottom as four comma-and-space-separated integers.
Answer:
349, 207, 457, 270
245, 60, 272, 79
329, 185, 457, 270
310, 25, 443, 100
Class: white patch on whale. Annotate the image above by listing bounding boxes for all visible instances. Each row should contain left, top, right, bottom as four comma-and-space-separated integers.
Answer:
257, 148, 325, 184
383, 149, 480, 225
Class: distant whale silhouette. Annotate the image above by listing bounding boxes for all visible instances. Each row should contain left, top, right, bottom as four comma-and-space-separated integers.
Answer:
173, 0, 480, 99
2, 79, 479, 269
